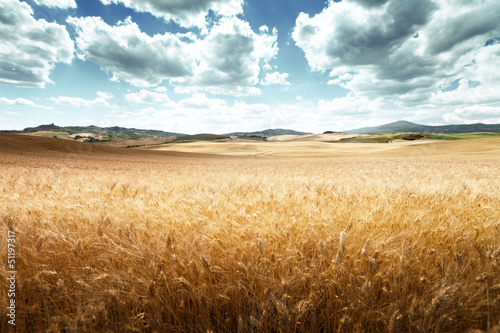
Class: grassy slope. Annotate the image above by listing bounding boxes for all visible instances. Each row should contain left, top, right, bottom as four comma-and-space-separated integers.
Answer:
335, 132, 500, 143
36, 132, 73, 139
173, 133, 230, 142
12, 124, 183, 141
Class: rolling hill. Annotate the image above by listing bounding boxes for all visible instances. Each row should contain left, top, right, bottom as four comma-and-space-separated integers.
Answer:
3, 123, 184, 141
2, 125, 312, 143
225, 128, 311, 136
345, 120, 500, 134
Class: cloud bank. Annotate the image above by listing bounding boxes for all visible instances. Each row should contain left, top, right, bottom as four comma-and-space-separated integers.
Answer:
99, 0, 243, 28
0, 0, 74, 87
69, 16, 278, 96
293, 0, 500, 123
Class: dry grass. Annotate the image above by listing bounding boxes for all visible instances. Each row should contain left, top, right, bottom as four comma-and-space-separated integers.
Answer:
147, 138, 500, 158
0, 134, 500, 332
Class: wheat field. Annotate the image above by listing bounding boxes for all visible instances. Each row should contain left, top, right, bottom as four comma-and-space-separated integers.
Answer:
1, 134, 499, 332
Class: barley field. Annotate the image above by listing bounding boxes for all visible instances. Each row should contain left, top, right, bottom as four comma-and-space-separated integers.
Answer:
1, 134, 499, 332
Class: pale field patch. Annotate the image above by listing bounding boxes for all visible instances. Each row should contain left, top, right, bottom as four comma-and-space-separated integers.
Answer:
147, 138, 500, 158
266, 133, 359, 142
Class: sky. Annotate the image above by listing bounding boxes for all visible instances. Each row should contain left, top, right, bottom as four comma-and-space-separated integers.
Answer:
1, 0, 500, 134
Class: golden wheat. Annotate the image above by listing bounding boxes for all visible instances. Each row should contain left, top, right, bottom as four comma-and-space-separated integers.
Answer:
0, 150, 499, 332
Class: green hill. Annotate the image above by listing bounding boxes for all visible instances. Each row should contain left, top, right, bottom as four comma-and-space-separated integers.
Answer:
5, 123, 184, 141
345, 121, 500, 134
226, 128, 311, 136
173, 134, 230, 142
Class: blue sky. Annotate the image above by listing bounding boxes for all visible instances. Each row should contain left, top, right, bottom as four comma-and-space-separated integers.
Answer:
1, 0, 500, 133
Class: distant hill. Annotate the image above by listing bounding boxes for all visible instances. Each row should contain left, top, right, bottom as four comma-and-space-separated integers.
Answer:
226, 129, 311, 136
345, 121, 500, 134
3, 123, 184, 141
0, 132, 199, 159
2, 125, 312, 141
173, 134, 230, 142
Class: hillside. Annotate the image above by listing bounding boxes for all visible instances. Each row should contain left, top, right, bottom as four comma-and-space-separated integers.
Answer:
1, 125, 314, 144
226, 128, 311, 137
3, 123, 184, 141
0, 132, 214, 162
173, 133, 230, 142
345, 120, 500, 134
0, 132, 149, 157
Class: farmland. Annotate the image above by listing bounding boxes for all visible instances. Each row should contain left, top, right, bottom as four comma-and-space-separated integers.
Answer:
0, 133, 499, 332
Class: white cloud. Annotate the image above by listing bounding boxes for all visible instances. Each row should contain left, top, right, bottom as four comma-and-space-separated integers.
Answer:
69, 16, 277, 96
49, 91, 115, 108
68, 16, 195, 87
154, 86, 167, 93
33, 0, 77, 9
178, 93, 227, 109
125, 89, 173, 105
261, 72, 291, 86
318, 95, 382, 116
171, 17, 278, 96
5, 111, 22, 116
102, 93, 395, 134
292, 0, 500, 123
292, 0, 439, 84
0, 97, 44, 107
108, 91, 397, 134
328, 72, 353, 85
0, 0, 74, 88
443, 106, 500, 124
99, 0, 243, 28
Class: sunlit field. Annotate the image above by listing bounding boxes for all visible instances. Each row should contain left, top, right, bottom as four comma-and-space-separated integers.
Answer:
147, 138, 500, 158
1, 134, 499, 332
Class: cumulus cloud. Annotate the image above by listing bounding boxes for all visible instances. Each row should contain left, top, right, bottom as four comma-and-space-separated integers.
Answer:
69, 16, 277, 96
49, 91, 116, 108
68, 16, 194, 87
178, 93, 227, 109
0, 0, 74, 88
0, 97, 43, 107
171, 17, 278, 96
104, 92, 393, 134
105, 93, 265, 133
292, 0, 500, 123
318, 95, 382, 116
125, 89, 173, 105
292, 0, 437, 77
443, 106, 500, 124
99, 0, 243, 28
261, 72, 290, 86
154, 86, 167, 93
33, 0, 77, 9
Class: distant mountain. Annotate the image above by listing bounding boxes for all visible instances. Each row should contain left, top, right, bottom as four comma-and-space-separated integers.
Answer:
345, 121, 500, 134
4, 123, 184, 141
226, 128, 311, 136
